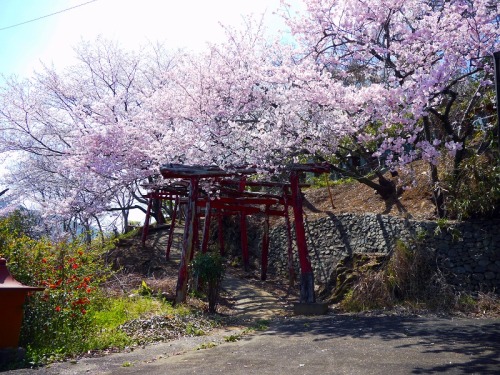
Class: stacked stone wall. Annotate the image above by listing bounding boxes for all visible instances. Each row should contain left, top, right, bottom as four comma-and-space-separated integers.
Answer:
267, 214, 500, 292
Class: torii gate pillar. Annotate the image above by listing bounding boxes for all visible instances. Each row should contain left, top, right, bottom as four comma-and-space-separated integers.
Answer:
290, 171, 315, 303
175, 177, 199, 304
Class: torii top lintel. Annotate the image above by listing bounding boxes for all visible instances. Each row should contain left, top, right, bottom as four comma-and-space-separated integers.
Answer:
159, 164, 256, 179
159, 162, 332, 179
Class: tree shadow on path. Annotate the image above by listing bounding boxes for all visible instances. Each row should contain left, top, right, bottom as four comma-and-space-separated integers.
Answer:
268, 313, 500, 374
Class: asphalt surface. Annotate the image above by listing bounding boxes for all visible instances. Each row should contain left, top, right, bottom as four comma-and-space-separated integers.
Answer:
124, 314, 500, 375
7, 314, 500, 375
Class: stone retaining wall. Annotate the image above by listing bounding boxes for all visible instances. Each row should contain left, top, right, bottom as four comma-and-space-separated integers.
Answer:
267, 214, 500, 292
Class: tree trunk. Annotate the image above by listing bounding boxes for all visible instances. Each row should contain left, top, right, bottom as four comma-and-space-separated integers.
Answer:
374, 172, 397, 199
423, 116, 446, 218
430, 163, 445, 218
122, 209, 129, 233
207, 279, 221, 313
329, 165, 396, 199
152, 197, 166, 224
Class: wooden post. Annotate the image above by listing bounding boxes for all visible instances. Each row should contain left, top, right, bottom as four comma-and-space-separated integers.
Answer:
201, 201, 212, 253
239, 177, 250, 271
166, 196, 179, 260
290, 171, 315, 303
261, 208, 270, 281
141, 197, 153, 246
218, 212, 225, 255
175, 178, 199, 304
283, 189, 295, 287
190, 202, 200, 261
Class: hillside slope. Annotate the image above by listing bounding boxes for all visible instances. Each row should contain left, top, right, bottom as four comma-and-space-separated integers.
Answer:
302, 160, 436, 221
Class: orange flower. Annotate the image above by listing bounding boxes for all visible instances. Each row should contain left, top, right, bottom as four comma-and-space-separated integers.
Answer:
55, 306, 61, 312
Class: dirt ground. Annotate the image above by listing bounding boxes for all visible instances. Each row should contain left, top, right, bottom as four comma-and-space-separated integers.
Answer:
301, 160, 437, 222
103, 228, 298, 319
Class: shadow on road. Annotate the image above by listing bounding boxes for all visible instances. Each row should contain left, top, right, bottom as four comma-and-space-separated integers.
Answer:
267, 314, 500, 374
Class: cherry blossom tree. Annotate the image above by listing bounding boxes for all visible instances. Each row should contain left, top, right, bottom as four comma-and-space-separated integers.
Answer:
147, 17, 345, 173
281, 0, 499, 215
144, 18, 285, 168
148, 1, 499, 215
1, 1, 498, 227
0, 38, 175, 232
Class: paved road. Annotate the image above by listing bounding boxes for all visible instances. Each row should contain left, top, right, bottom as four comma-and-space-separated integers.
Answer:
9, 282, 500, 375
10, 314, 500, 374
123, 314, 500, 375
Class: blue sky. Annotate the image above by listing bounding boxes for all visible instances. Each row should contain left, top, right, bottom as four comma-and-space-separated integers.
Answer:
0, 0, 287, 78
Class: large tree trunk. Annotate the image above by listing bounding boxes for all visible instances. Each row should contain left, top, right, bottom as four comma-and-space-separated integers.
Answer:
152, 197, 166, 224
374, 172, 397, 199
423, 116, 446, 218
429, 163, 445, 218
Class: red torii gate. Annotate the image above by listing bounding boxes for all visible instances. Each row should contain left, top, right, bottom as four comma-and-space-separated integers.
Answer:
142, 163, 331, 305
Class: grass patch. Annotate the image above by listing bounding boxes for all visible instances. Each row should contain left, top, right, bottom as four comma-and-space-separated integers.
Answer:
92, 294, 184, 328
224, 334, 242, 342
309, 174, 355, 188
196, 342, 218, 350
252, 319, 270, 331
84, 294, 196, 350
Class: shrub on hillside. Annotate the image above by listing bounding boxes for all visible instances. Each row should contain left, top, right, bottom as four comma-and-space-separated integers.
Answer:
337, 240, 456, 312
443, 153, 500, 220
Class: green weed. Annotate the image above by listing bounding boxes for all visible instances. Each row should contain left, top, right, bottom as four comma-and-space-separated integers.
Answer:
186, 322, 205, 336
196, 342, 217, 350
252, 319, 270, 331
224, 334, 242, 342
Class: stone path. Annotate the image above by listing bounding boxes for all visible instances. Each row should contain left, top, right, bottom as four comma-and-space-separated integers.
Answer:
222, 273, 289, 322
146, 226, 292, 322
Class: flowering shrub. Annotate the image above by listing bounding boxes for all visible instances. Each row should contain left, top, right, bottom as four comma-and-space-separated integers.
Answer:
0, 211, 111, 361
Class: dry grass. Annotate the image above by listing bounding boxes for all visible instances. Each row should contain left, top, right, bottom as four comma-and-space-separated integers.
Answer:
334, 240, 500, 316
